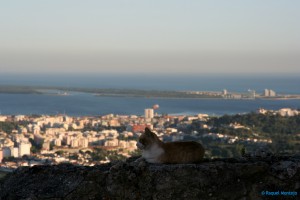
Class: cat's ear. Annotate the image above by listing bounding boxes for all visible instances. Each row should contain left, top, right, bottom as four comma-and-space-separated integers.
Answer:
145, 127, 151, 133
145, 127, 154, 137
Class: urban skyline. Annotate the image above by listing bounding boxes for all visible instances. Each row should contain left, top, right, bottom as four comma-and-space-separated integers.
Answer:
1, 107, 298, 168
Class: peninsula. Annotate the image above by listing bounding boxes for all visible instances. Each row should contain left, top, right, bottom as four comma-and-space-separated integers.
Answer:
0, 85, 299, 99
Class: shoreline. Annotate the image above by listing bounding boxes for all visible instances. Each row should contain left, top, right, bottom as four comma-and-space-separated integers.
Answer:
0, 85, 300, 100
1, 92, 299, 101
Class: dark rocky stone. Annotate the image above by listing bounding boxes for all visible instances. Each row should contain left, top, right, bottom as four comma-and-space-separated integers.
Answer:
1, 156, 299, 200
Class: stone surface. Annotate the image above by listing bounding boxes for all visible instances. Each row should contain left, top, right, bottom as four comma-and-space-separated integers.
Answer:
0, 156, 299, 200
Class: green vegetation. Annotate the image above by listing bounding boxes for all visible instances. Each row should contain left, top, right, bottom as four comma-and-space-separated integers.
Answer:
0, 122, 16, 133
29, 138, 43, 154
55, 150, 65, 156
207, 112, 300, 135
0, 85, 222, 99
0, 121, 29, 133
89, 148, 126, 162
177, 113, 300, 158
129, 149, 142, 157
0, 86, 41, 94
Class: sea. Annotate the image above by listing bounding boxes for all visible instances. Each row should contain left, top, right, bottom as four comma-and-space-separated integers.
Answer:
0, 74, 299, 116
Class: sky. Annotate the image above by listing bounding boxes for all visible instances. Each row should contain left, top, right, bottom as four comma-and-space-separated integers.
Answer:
0, 0, 299, 76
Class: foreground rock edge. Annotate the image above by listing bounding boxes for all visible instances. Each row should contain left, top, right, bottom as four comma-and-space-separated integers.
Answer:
0, 156, 299, 200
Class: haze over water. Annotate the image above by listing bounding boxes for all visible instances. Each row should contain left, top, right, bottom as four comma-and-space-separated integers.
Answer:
1, 1, 299, 76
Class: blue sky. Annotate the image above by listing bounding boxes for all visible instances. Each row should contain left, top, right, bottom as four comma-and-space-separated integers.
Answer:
0, 0, 299, 75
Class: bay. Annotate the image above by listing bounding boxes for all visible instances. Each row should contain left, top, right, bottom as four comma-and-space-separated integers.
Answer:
0, 92, 299, 116
1, 74, 300, 94
0, 74, 299, 116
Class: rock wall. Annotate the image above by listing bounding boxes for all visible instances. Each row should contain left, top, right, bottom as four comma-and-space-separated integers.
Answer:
1, 156, 299, 200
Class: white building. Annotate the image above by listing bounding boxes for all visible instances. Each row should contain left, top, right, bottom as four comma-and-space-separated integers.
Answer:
71, 139, 79, 148
13, 147, 19, 158
42, 141, 50, 151
269, 90, 276, 97
54, 139, 62, 146
278, 108, 299, 117
64, 135, 72, 145
63, 123, 69, 130
79, 138, 89, 148
128, 141, 137, 149
198, 114, 209, 119
45, 128, 65, 136
264, 89, 270, 97
27, 124, 33, 132
101, 130, 119, 139
264, 89, 276, 97
14, 115, 25, 121
145, 108, 154, 120
0, 116, 7, 122
118, 140, 127, 148
257, 108, 269, 114
33, 125, 41, 135
18, 142, 31, 157
118, 140, 137, 150
104, 139, 119, 147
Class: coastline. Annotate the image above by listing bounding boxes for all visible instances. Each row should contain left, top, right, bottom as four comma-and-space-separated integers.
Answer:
1, 85, 299, 100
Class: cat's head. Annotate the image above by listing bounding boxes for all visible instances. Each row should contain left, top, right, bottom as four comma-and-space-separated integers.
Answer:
136, 128, 159, 150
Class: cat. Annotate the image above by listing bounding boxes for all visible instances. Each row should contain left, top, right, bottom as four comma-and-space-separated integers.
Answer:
136, 128, 205, 164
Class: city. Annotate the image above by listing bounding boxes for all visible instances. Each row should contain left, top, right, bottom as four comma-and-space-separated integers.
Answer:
1, 106, 299, 171
1, 0, 299, 198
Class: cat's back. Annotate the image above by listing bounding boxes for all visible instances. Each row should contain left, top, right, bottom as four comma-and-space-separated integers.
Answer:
160, 141, 205, 164
164, 141, 203, 150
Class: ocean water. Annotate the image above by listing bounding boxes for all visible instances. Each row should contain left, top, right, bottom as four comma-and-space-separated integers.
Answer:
0, 74, 299, 116
1, 74, 300, 94
0, 92, 299, 116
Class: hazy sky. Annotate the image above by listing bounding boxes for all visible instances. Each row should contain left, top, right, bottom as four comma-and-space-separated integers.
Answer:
0, 0, 299, 75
